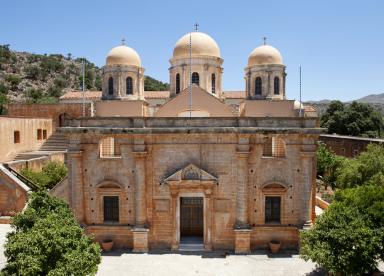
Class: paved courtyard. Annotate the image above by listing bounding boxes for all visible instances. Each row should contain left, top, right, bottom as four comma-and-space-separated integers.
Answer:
1, 224, 383, 276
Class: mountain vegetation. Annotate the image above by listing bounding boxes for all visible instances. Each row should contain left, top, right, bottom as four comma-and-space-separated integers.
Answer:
0, 44, 169, 113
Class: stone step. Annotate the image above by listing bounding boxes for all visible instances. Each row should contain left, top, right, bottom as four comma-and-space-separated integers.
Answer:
178, 243, 206, 252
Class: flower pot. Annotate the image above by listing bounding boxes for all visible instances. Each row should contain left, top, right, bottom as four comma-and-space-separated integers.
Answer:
269, 241, 281, 253
101, 240, 114, 252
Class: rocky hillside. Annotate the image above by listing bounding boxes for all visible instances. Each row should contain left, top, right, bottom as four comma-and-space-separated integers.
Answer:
0, 44, 169, 105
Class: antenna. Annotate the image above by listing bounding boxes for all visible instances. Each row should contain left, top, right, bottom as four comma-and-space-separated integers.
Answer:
263, 36, 267, 45
82, 60, 85, 117
121, 37, 125, 45
189, 30, 192, 118
299, 66, 302, 117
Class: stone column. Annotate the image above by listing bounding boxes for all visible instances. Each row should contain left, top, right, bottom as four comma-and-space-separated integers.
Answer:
171, 191, 179, 251
300, 151, 315, 228
132, 150, 149, 252
204, 189, 213, 250
67, 150, 85, 223
234, 139, 251, 254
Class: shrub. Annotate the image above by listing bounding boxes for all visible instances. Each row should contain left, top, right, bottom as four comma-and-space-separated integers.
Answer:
24, 65, 42, 80
5, 74, 22, 89
0, 82, 9, 95
0, 93, 9, 115
25, 88, 43, 103
1, 191, 101, 275
20, 161, 67, 189
316, 143, 345, 189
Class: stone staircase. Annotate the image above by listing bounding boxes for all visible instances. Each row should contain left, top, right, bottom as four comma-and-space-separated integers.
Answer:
39, 132, 68, 152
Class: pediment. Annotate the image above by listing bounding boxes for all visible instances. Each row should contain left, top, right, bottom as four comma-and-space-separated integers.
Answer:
162, 164, 218, 183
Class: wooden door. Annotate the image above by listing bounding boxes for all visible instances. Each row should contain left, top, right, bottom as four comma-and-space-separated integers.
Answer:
180, 197, 203, 237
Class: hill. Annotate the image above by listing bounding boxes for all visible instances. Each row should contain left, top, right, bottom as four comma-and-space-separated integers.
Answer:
0, 44, 169, 106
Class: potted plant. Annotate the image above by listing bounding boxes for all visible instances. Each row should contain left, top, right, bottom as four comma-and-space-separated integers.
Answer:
101, 239, 114, 252
269, 240, 281, 253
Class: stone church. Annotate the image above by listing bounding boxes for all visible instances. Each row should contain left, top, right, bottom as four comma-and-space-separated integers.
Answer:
60, 30, 321, 253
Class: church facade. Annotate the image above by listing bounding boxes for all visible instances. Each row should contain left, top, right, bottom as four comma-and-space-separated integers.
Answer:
60, 30, 322, 253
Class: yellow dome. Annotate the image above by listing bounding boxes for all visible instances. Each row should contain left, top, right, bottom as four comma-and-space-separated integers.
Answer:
248, 45, 283, 66
173, 32, 221, 59
106, 45, 141, 67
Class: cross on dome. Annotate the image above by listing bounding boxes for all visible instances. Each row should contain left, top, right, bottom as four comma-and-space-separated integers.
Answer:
121, 38, 125, 46
194, 22, 199, 31
263, 36, 267, 45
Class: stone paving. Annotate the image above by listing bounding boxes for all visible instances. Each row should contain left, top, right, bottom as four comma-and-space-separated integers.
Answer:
1, 224, 383, 276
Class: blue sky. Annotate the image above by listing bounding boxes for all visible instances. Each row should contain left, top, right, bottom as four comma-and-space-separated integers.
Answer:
1, 0, 383, 101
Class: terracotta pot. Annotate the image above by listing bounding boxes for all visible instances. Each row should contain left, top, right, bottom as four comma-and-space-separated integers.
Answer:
101, 240, 114, 252
269, 241, 281, 253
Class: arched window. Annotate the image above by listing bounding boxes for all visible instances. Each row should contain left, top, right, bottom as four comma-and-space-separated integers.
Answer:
108, 77, 113, 95
126, 77, 133, 95
274, 77, 280, 95
255, 77, 262, 95
99, 137, 120, 158
211, 74, 216, 94
176, 73, 180, 94
192, 72, 199, 86
262, 137, 286, 158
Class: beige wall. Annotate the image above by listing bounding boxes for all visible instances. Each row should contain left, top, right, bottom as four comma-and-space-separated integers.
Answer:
0, 117, 53, 162
241, 100, 297, 117
95, 100, 148, 117
155, 85, 233, 117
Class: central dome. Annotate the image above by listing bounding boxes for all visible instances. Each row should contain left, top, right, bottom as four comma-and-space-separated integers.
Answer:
173, 32, 221, 59
106, 45, 141, 67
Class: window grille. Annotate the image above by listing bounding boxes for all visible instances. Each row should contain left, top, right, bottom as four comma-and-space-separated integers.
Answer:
255, 77, 262, 95
263, 137, 286, 158
192, 72, 200, 86
265, 196, 281, 223
108, 77, 113, 95
103, 196, 119, 222
37, 129, 42, 140
274, 77, 280, 95
211, 74, 216, 94
99, 137, 120, 158
176, 73, 180, 94
126, 77, 133, 95
14, 131, 20, 144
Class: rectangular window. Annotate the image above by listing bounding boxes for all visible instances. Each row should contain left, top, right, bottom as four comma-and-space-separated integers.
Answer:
43, 129, 47, 139
103, 196, 119, 222
265, 196, 281, 223
37, 129, 42, 140
14, 131, 20, 144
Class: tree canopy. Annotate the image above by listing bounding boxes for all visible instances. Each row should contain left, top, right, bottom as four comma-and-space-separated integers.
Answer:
20, 161, 67, 189
321, 101, 384, 138
1, 191, 101, 275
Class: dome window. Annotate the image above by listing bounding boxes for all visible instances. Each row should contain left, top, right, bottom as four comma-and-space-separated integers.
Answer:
108, 77, 114, 95
274, 77, 280, 95
176, 73, 180, 94
126, 77, 133, 95
192, 72, 200, 86
255, 77, 262, 95
211, 74, 216, 94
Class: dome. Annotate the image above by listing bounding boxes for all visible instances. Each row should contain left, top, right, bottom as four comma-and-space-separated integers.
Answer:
248, 45, 283, 66
106, 45, 141, 67
173, 32, 221, 59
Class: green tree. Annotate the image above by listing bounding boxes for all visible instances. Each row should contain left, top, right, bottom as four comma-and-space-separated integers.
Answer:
144, 76, 169, 91
300, 185, 384, 275
1, 191, 101, 275
316, 143, 345, 189
0, 83, 9, 95
24, 64, 43, 80
5, 74, 22, 90
0, 93, 9, 115
321, 101, 384, 138
336, 144, 384, 188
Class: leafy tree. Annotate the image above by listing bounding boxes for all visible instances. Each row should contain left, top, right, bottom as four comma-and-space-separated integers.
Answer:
300, 185, 384, 275
40, 55, 64, 73
321, 101, 384, 138
25, 88, 43, 103
316, 143, 345, 189
20, 161, 67, 189
4, 74, 22, 90
0, 83, 9, 95
336, 144, 384, 188
1, 191, 101, 275
0, 44, 16, 63
24, 64, 43, 80
144, 75, 169, 91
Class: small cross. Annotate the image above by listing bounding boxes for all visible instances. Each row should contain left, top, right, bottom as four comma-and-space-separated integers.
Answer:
262, 36, 267, 45
194, 22, 199, 31
121, 38, 125, 45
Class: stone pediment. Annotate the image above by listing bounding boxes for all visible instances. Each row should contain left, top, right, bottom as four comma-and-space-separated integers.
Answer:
162, 164, 218, 184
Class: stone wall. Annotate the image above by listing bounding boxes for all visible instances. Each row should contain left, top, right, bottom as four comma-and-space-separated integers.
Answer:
0, 117, 53, 162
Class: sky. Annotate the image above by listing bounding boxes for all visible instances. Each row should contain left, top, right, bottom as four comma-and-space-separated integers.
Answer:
1, 0, 383, 101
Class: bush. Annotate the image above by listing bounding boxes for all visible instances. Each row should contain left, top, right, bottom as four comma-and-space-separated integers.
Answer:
1, 191, 101, 275
24, 65, 43, 80
316, 143, 345, 189
5, 74, 22, 89
0, 93, 9, 115
0, 82, 9, 95
300, 185, 384, 275
40, 55, 64, 73
25, 87, 43, 103
20, 161, 67, 189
